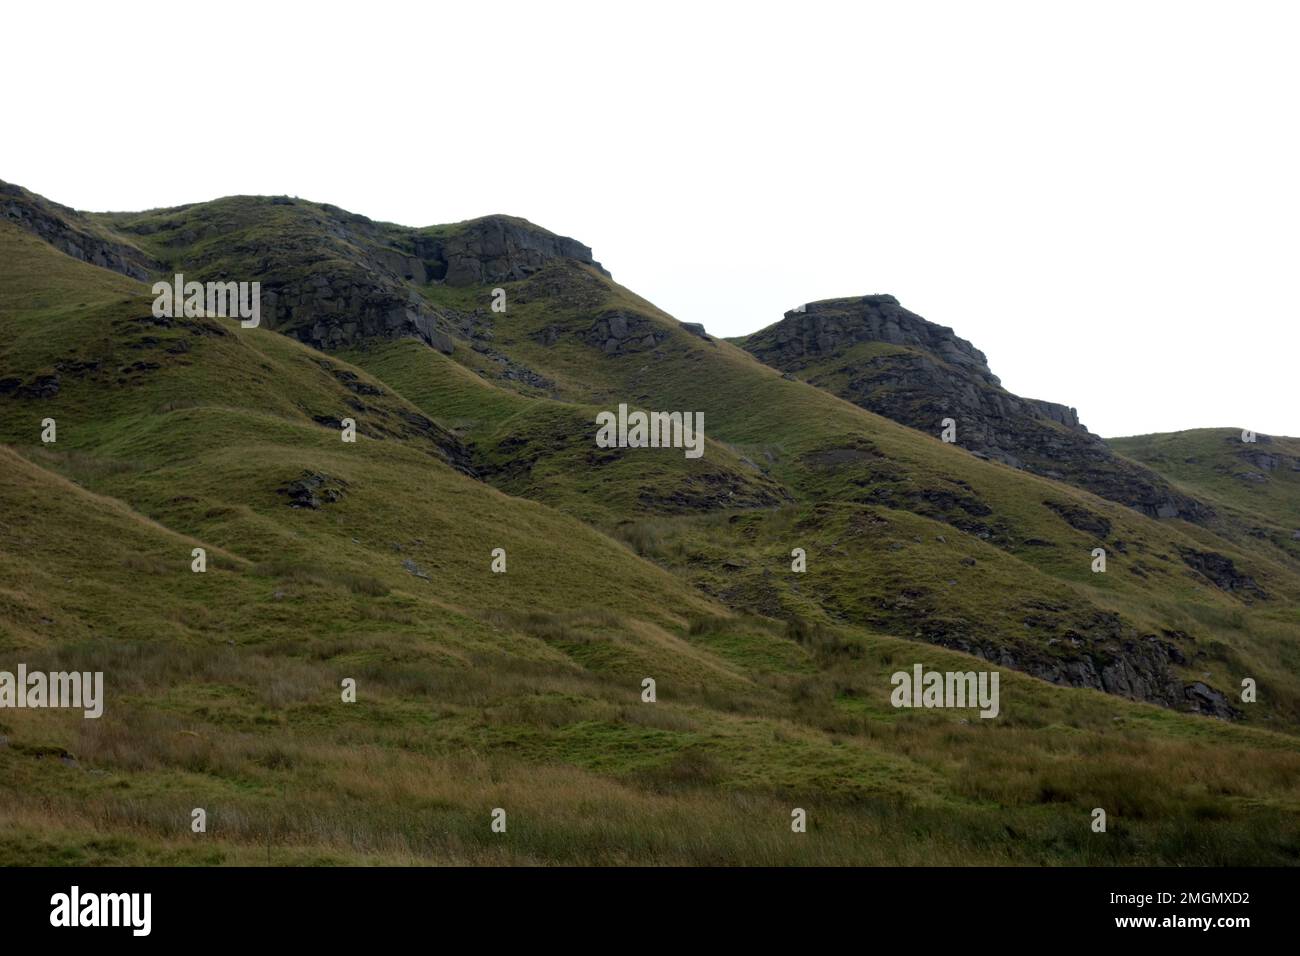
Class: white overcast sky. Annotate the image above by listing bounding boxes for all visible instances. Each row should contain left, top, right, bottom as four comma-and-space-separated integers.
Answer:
5, 0, 1296, 437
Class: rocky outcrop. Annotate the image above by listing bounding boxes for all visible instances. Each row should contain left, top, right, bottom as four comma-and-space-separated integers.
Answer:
262, 271, 457, 355
916, 606, 1240, 719
416, 217, 609, 287
1178, 548, 1267, 600
529, 307, 674, 357
768, 295, 999, 382
1235, 446, 1300, 475
583, 309, 666, 354
743, 295, 1215, 525
1, 180, 159, 281
277, 471, 349, 509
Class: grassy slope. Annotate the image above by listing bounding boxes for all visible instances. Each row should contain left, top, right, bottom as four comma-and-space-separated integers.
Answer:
355, 262, 1300, 727
339, 338, 793, 526
1112, 430, 1300, 534
3, 214, 1299, 865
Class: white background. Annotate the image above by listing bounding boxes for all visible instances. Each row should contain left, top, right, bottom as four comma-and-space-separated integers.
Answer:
5, 0, 1296, 437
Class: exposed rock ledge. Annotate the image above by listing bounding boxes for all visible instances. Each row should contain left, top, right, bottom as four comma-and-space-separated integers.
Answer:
1, 180, 159, 281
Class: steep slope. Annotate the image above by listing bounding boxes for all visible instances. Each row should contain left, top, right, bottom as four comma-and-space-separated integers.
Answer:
735, 295, 1214, 524
3, 193, 1300, 866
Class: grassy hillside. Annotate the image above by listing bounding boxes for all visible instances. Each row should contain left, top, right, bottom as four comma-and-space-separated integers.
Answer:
101, 191, 1294, 729
2, 198, 1299, 866
341, 259, 1300, 726
1112, 430, 1300, 539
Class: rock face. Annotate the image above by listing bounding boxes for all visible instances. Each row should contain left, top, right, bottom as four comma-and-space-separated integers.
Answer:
768, 295, 999, 381
582, 309, 666, 354
1029, 399, 1082, 429
262, 271, 457, 355
1, 180, 159, 281
419, 217, 609, 287
743, 295, 1215, 524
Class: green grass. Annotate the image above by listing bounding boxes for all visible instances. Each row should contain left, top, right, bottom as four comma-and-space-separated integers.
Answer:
1112, 429, 1300, 536
2, 202, 1300, 866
